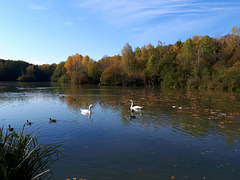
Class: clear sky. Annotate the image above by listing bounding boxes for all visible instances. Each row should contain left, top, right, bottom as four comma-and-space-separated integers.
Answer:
0, 0, 239, 65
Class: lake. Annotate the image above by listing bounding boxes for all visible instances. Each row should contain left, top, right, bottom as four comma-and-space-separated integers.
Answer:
1, 82, 240, 180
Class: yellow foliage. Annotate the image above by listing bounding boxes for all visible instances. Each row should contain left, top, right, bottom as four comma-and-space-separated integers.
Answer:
64, 54, 83, 75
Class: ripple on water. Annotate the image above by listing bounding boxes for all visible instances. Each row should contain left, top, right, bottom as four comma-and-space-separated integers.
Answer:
1, 83, 240, 180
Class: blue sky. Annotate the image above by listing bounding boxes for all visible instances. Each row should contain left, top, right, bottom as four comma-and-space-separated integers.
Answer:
0, 0, 239, 65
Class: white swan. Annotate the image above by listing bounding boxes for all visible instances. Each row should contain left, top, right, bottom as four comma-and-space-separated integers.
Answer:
81, 104, 93, 115
130, 100, 143, 111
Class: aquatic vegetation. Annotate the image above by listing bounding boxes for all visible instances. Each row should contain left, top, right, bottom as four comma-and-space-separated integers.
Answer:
0, 125, 62, 180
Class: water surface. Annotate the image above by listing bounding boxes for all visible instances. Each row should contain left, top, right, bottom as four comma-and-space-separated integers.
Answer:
1, 82, 240, 180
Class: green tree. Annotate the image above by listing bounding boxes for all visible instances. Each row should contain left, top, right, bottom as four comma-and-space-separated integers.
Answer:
134, 46, 141, 58
144, 55, 158, 85
17, 65, 36, 82
0, 60, 29, 81
35, 64, 57, 81
51, 61, 68, 82
182, 38, 194, 62
87, 61, 101, 83
221, 62, 240, 90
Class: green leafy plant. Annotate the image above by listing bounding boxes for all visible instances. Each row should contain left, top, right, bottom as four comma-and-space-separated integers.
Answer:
0, 125, 62, 180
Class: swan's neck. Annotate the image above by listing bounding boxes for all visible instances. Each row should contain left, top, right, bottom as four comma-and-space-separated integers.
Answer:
89, 106, 92, 112
131, 101, 133, 108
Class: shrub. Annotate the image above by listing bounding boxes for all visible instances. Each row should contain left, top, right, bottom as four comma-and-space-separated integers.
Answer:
0, 125, 62, 180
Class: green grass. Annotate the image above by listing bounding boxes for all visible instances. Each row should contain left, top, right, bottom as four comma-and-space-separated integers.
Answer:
0, 125, 62, 180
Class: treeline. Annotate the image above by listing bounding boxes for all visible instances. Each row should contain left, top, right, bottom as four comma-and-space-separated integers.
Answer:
0, 59, 56, 82
1, 26, 240, 90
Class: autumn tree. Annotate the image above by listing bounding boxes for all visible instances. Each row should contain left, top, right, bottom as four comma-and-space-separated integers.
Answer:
223, 26, 240, 66
100, 65, 123, 85
140, 45, 149, 69
64, 54, 83, 75
2, 26, 240, 90
64, 54, 90, 83
156, 41, 165, 60
82, 55, 93, 72
121, 43, 136, 73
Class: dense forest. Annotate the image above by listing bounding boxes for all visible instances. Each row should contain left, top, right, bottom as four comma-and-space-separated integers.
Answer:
0, 59, 56, 82
1, 27, 240, 90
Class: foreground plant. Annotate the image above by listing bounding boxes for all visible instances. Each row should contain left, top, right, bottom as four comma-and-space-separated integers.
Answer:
0, 125, 62, 180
